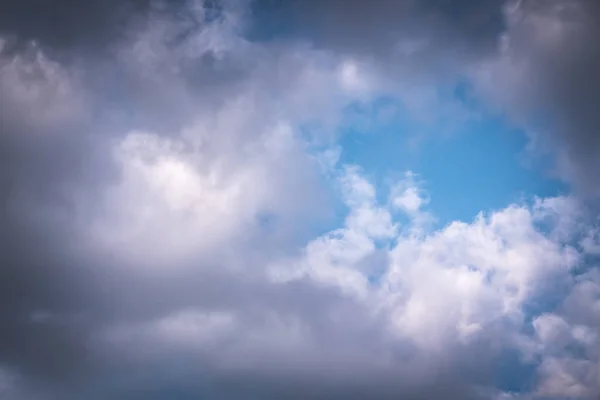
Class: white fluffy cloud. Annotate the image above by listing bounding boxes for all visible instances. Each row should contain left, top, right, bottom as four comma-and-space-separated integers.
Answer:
530, 269, 600, 398
94, 159, 598, 398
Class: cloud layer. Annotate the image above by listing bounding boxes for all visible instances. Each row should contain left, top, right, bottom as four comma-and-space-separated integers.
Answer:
1, 0, 600, 399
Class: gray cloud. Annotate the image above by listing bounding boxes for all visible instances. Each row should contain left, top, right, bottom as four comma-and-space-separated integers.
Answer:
470, 0, 600, 200
252, 0, 505, 60
2, 0, 600, 399
0, 1, 359, 396
0, 0, 206, 54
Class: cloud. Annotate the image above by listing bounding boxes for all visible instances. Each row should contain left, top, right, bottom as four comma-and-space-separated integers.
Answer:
2, 0, 600, 399
267, 167, 587, 398
255, 0, 505, 67
531, 269, 600, 398
471, 0, 600, 200
0, 0, 336, 388
256, 0, 600, 202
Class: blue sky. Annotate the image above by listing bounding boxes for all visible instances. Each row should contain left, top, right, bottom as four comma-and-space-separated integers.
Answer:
338, 87, 567, 228
249, 0, 567, 229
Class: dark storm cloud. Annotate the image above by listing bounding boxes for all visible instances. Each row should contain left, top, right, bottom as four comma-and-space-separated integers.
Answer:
0, 0, 150, 54
251, 0, 506, 77
0, 51, 114, 388
497, 0, 600, 199
0, 0, 227, 54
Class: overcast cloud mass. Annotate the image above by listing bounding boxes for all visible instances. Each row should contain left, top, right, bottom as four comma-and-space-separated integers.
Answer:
1, 0, 600, 399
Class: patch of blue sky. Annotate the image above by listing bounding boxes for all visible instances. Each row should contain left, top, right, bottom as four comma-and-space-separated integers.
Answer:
246, 0, 567, 230
337, 81, 568, 228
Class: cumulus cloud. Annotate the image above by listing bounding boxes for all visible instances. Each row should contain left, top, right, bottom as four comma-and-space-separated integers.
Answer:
532, 269, 600, 398
2, 0, 600, 399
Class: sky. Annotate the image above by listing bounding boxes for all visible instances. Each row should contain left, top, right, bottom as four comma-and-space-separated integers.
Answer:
1, 0, 600, 399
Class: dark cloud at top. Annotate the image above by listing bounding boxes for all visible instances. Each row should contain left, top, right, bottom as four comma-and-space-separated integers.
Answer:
0, 0, 149, 53
498, 0, 600, 200
250, 0, 506, 78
